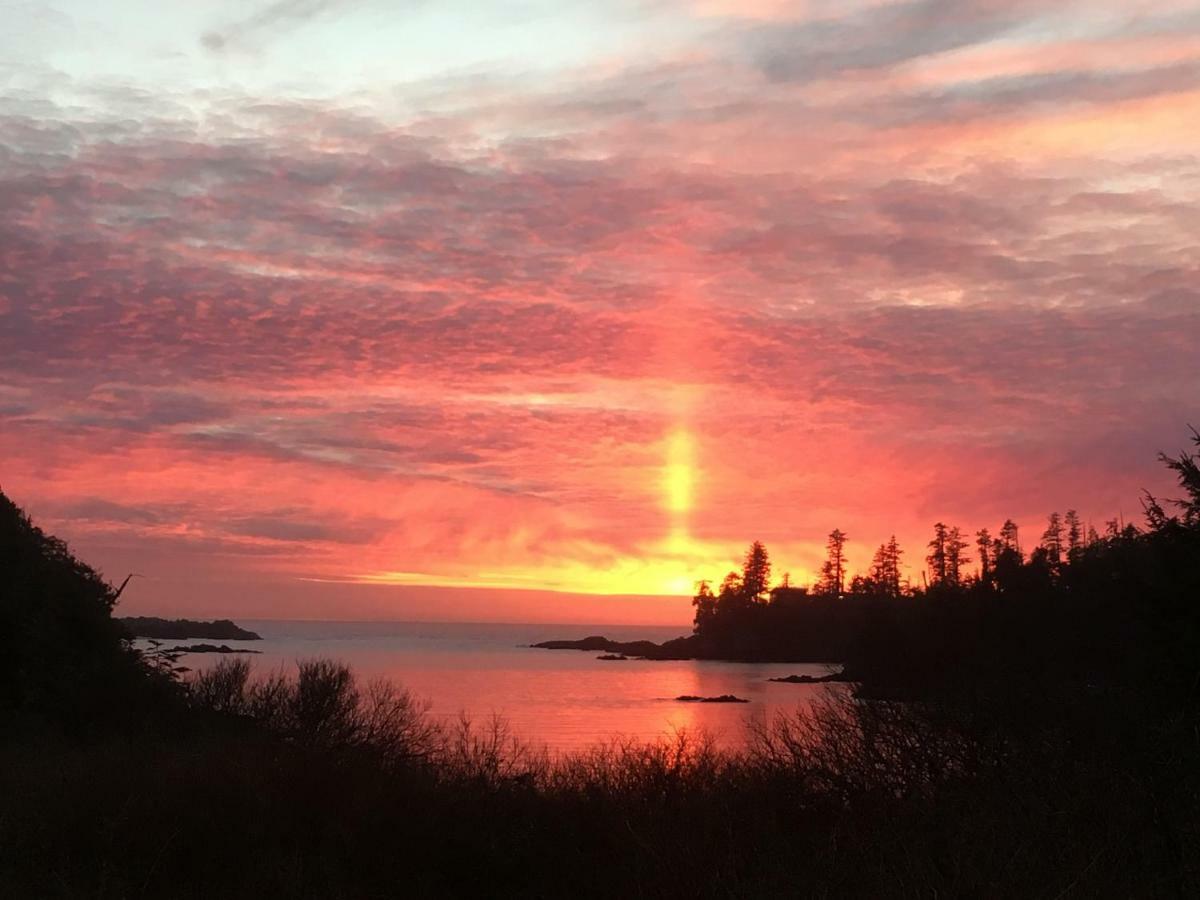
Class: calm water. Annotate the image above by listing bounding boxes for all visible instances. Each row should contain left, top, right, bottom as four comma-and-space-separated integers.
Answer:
158, 620, 841, 752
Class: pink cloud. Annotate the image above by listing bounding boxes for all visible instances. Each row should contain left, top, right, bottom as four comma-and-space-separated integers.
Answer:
2, 1, 1199, 620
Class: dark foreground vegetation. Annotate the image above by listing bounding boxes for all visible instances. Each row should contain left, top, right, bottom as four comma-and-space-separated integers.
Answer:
2, 430, 1200, 897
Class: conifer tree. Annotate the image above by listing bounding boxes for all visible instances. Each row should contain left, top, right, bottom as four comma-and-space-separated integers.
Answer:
817, 529, 848, 597
1065, 509, 1083, 561
1159, 426, 1200, 526
976, 528, 993, 584
1041, 512, 1064, 567
999, 519, 1021, 556
741, 541, 771, 603
869, 535, 903, 597
947, 526, 971, 586
926, 522, 949, 584
717, 571, 745, 612
692, 580, 717, 633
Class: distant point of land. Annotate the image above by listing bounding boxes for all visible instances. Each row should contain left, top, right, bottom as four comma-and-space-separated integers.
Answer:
675, 694, 749, 703
119, 617, 262, 641
165, 643, 262, 654
530, 633, 835, 663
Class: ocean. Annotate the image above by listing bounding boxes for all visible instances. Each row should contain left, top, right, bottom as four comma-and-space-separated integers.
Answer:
155, 619, 841, 752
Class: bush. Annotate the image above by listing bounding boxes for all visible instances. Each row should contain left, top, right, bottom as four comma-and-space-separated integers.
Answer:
189, 658, 440, 769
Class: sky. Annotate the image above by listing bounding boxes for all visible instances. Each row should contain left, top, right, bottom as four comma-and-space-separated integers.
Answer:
1, 0, 1198, 625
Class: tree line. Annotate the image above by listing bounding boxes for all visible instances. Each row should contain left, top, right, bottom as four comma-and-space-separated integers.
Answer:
696, 510, 1150, 624
688, 428, 1200, 684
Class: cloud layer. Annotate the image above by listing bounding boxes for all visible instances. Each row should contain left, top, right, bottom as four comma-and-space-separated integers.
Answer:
1, 0, 1198, 621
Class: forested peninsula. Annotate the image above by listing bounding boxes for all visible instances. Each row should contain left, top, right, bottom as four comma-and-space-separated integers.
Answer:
540, 430, 1200, 706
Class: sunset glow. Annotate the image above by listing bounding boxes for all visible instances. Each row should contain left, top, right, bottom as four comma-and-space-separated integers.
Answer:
2, 0, 1197, 623
663, 429, 696, 518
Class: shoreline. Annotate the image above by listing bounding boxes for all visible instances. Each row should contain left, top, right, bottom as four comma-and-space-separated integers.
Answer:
531, 633, 848, 668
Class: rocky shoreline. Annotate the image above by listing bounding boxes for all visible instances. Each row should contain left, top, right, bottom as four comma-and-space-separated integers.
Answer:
531, 634, 849, 668
165, 643, 263, 654
120, 617, 262, 641
675, 694, 748, 703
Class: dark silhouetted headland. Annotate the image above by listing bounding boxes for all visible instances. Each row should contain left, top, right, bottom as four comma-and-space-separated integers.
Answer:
675, 694, 748, 703
164, 643, 263, 654
120, 616, 262, 640
769, 673, 846, 684
532, 634, 698, 658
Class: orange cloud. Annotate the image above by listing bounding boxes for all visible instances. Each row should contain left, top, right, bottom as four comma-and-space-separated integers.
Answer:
2, 1, 1198, 622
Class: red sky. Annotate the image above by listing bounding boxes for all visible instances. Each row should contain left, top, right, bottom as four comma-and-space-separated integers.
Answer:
1, 0, 1197, 624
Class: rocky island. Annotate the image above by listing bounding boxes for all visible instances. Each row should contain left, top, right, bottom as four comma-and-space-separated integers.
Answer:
675, 694, 749, 703
164, 643, 263, 654
769, 672, 848, 684
531, 633, 844, 664
532, 634, 692, 657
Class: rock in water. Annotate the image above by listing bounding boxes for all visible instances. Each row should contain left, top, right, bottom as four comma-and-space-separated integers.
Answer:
675, 694, 749, 703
